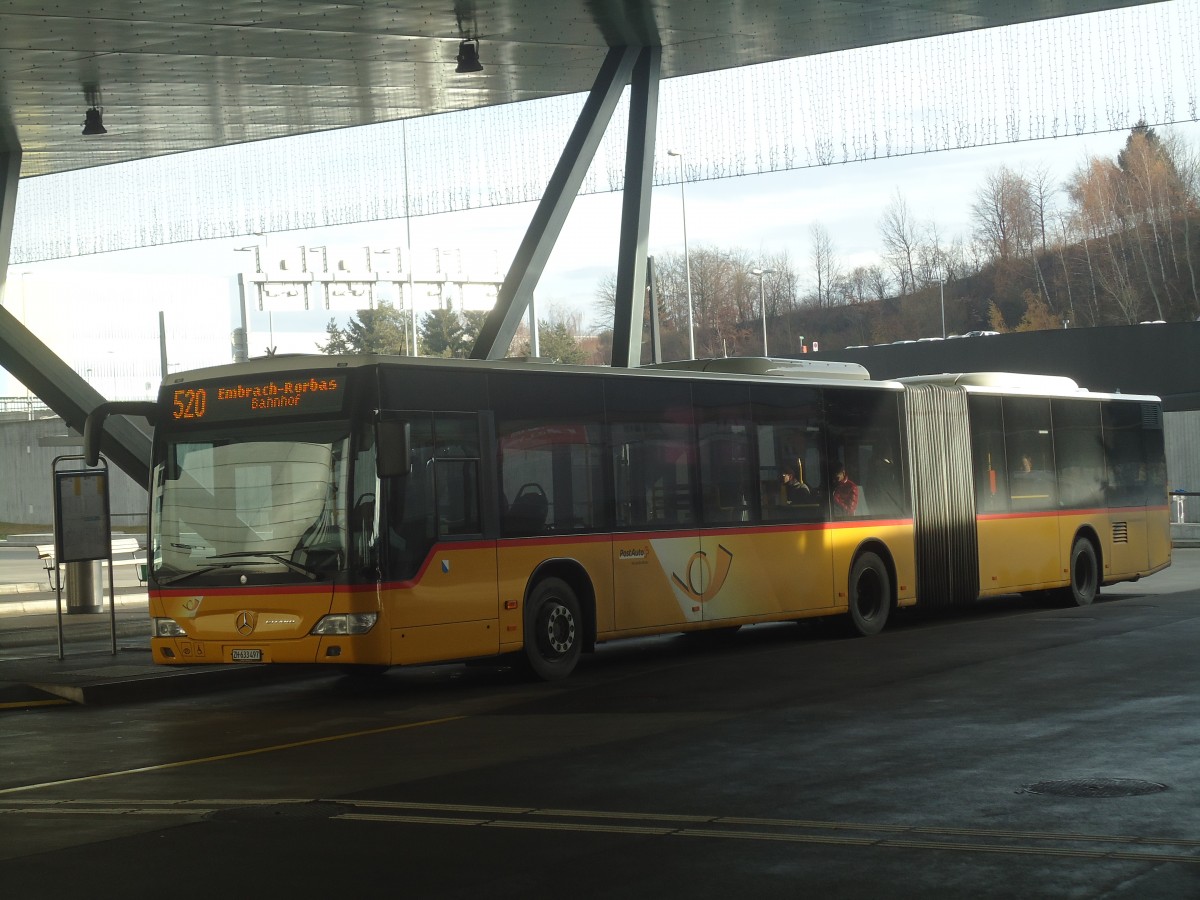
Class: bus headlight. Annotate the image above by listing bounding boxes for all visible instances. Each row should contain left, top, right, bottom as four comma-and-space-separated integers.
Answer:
153, 618, 187, 638
311, 613, 378, 635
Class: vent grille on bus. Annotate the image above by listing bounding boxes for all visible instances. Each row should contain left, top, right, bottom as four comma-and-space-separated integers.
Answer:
1140, 403, 1163, 429
904, 383, 979, 609
1113, 521, 1129, 543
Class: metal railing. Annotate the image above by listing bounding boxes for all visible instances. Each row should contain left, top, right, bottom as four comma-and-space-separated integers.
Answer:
0, 396, 51, 420
1171, 490, 1200, 525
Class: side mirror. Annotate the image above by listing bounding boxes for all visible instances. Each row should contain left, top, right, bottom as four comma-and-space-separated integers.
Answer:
376, 420, 412, 478
84, 401, 158, 466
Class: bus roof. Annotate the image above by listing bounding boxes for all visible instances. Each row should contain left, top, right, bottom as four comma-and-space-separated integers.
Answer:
897, 371, 1160, 402
646, 357, 871, 380
162, 353, 886, 393
166, 354, 1163, 402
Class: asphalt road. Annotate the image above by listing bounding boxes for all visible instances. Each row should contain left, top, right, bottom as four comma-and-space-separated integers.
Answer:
2, 552, 1199, 899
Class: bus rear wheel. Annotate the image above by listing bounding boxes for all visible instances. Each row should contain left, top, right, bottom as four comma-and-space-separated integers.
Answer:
846, 552, 891, 636
1059, 537, 1099, 607
524, 577, 582, 681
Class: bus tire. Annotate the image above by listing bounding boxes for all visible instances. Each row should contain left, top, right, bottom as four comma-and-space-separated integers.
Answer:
846, 552, 891, 636
524, 577, 582, 681
1059, 537, 1099, 607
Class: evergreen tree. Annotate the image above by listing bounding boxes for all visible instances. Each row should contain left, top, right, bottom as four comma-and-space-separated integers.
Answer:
462, 309, 489, 349
535, 319, 587, 364
421, 305, 468, 357
318, 302, 408, 355
319, 318, 351, 354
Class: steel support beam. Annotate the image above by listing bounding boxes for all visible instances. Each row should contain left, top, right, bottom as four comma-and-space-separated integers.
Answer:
0, 152, 151, 485
610, 45, 661, 368
470, 45, 640, 360
0, 150, 17, 276
0, 305, 152, 485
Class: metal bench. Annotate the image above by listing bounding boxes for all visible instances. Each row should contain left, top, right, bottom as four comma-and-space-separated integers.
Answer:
37, 537, 148, 589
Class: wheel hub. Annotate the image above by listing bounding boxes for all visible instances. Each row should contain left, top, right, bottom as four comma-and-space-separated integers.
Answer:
545, 605, 575, 654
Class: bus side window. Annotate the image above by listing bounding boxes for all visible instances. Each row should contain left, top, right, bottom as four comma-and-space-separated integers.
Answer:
611, 421, 695, 529
606, 378, 696, 532
696, 386, 754, 527
825, 387, 907, 519
756, 424, 825, 523
497, 424, 604, 536
493, 372, 606, 538
751, 383, 827, 524
1103, 400, 1164, 508
1003, 397, 1055, 512
969, 395, 1008, 514
1052, 399, 1104, 510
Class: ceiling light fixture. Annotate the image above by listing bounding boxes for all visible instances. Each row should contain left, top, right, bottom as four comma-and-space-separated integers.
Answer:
82, 108, 107, 135
82, 85, 107, 135
456, 38, 483, 74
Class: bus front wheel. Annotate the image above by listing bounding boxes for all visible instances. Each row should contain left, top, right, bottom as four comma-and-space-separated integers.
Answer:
524, 577, 582, 681
1059, 538, 1099, 607
846, 552, 891, 636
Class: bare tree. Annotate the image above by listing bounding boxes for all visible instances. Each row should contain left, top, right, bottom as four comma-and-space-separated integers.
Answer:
865, 265, 892, 302
1069, 152, 1155, 323
845, 266, 872, 304
878, 190, 920, 295
1028, 165, 1056, 254
914, 220, 950, 288
1166, 134, 1200, 314
971, 166, 1036, 262
809, 222, 842, 307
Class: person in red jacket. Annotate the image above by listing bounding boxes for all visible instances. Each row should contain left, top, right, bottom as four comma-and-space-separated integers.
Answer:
832, 465, 859, 516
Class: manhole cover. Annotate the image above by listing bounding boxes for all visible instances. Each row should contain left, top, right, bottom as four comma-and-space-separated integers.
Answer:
1022, 778, 1168, 798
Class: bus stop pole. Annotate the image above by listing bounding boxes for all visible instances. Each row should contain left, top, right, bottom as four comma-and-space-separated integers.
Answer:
107, 547, 117, 655
54, 561, 64, 661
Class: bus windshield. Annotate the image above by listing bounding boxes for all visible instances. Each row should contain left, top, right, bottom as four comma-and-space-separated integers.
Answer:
151, 424, 351, 584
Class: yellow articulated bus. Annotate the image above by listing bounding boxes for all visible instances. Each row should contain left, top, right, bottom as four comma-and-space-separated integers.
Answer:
85, 355, 1170, 680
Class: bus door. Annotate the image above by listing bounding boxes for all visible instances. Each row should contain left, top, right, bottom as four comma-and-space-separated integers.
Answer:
695, 416, 802, 622
611, 419, 702, 631
744, 397, 836, 616
379, 412, 497, 665
986, 397, 1062, 590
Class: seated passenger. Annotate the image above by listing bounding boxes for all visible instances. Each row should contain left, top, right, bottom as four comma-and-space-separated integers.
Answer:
781, 467, 811, 504
832, 465, 859, 516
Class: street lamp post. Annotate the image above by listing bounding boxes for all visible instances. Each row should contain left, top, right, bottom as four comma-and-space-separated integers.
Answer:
751, 267, 775, 356
939, 278, 946, 339
667, 149, 695, 359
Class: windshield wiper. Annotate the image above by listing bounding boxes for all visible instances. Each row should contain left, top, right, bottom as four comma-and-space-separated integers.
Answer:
155, 551, 322, 586
208, 550, 322, 580
156, 561, 245, 586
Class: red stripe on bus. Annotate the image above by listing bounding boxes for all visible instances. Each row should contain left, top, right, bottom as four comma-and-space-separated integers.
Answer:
978, 505, 1165, 522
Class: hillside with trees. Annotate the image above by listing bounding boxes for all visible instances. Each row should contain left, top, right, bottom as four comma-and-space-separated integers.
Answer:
595, 124, 1200, 360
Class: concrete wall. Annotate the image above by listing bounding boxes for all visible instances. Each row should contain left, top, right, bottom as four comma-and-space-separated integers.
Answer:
0, 414, 147, 527
825, 322, 1200, 412
1166, 410, 1200, 525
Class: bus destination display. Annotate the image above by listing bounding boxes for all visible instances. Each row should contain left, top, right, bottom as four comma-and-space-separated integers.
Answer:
171, 374, 346, 422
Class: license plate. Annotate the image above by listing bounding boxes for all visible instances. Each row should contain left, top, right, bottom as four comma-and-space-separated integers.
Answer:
231, 648, 263, 662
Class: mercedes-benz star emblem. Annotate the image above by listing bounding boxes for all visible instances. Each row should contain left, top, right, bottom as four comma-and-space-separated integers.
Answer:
235, 611, 257, 636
